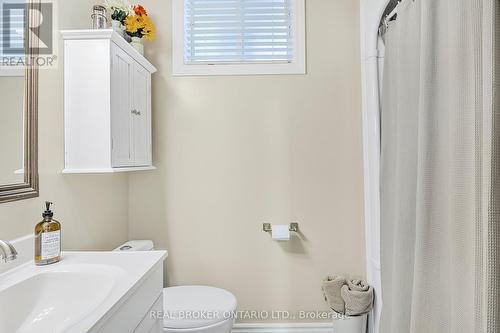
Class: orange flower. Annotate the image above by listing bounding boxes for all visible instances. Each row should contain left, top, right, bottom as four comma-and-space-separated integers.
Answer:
134, 5, 147, 16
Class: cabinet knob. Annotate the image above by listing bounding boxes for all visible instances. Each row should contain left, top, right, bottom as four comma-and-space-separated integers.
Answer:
131, 109, 142, 116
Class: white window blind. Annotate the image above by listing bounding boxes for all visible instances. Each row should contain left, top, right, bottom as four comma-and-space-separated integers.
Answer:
0, 0, 25, 62
184, 0, 294, 64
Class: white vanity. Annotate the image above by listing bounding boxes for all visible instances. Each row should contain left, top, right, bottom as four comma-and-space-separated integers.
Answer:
0, 236, 167, 333
61, 30, 156, 174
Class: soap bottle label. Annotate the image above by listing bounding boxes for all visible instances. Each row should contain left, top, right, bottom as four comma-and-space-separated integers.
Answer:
41, 230, 61, 260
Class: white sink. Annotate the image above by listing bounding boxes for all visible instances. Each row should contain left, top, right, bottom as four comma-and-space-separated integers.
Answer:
0, 264, 120, 333
0, 250, 167, 333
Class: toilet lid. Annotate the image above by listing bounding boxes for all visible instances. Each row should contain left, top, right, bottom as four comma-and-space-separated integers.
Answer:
163, 286, 237, 329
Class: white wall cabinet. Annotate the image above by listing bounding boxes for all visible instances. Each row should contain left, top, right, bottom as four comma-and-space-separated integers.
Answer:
62, 30, 157, 173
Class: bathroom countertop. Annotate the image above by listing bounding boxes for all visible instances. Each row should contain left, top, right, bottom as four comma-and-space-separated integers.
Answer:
0, 249, 168, 333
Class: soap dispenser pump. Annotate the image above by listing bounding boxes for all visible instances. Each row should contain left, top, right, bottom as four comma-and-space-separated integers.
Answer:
34, 201, 61, 265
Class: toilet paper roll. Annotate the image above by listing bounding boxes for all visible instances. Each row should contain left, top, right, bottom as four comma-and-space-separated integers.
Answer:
271, 225, 290, 241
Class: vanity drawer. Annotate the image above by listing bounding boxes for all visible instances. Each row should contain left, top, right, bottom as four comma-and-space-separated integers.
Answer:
134, 293, 163, 333
90, 263, 163, 333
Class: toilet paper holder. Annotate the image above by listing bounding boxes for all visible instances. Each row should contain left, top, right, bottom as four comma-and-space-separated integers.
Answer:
263, 222, 299, 233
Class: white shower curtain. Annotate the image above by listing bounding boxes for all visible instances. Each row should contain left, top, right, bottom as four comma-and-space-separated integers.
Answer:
379, 0, 499, 332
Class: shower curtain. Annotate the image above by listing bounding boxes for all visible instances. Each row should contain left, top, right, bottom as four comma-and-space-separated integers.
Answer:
379, 0, 499, 332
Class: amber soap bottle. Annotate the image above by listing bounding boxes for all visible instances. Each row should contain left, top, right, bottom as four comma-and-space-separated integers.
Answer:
34, 202, 61, 265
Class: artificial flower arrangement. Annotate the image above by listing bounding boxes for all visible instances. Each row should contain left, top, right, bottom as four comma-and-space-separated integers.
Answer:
103, 0, 155, 54
124, 5, 156, 41
104, 0, 133, 26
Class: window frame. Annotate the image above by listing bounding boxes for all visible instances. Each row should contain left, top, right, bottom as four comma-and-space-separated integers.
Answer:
172, 0, 306, 76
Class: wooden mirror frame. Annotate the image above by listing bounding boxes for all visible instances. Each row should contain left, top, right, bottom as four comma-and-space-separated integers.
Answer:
0, 0, 39, 203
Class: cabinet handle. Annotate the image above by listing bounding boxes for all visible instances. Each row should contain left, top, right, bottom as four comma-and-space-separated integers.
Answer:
131, 109, 142, 116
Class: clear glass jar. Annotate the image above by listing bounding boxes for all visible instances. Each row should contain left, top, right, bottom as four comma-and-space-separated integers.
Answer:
91, 5, 107, 29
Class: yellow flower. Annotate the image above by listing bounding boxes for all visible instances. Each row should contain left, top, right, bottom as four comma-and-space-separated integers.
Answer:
143, 28, 155, 40
125, 15, 141, 33
124, 12, 156, 40
142, 16, 156, 40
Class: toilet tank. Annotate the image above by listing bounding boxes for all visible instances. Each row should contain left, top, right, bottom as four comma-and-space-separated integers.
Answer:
113, 240, 154, 251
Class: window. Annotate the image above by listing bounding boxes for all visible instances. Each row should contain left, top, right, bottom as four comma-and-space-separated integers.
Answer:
0, 0, 25, 76
173, 0, 305, 76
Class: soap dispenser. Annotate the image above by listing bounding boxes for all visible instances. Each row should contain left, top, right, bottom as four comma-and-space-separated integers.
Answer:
34, 201, 61, 265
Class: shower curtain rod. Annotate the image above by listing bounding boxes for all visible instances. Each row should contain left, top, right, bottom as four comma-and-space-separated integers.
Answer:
380, 0, 400, 30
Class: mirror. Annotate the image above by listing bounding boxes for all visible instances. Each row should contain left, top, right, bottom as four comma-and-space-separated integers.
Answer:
0, 73, 25, 185
0, 0, 38, 203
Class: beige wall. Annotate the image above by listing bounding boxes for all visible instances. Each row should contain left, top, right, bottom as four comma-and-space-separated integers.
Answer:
0, 0, 129, 250
0, 0, 365, 320
129, 0, 365, 320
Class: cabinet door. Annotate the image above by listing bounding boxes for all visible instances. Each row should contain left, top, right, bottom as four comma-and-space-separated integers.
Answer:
131, 63, 152, 166
111, 46, 134, 167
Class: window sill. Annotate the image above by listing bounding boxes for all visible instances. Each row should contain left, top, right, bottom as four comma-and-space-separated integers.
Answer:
172, 61, 306, 76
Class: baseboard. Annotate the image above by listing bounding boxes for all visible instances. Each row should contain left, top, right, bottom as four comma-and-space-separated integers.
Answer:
232, 323, 333, 333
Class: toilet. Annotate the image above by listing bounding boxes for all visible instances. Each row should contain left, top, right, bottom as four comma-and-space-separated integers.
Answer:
114, 240, 237, 333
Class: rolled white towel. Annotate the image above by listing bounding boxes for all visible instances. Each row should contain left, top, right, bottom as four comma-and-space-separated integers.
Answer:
341, 279, 374, 316
322, 275, 347, 314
